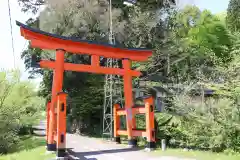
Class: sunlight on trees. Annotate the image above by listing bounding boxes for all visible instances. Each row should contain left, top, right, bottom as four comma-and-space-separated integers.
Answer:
0, 69, 45, 154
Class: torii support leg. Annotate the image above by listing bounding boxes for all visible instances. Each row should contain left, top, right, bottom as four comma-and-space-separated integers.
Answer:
56, 92, 67, 158
47, 49, 65, 151
145, 97, 156, 150
114, 103, 121, 144
132, 117, 136, 129
46, 101, 51, 145
122, 59, 137, 147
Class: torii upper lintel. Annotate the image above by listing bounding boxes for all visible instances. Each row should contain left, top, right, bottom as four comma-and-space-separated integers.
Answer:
16, 21, 152, 61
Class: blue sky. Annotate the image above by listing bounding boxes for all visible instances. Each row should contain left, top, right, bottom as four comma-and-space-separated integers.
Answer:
0, 0, 230, 82
194, 0, 230, 13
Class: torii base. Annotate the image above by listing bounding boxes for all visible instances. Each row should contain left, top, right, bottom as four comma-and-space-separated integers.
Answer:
47, 143, 56, 151
57, 149, 66, 158
114, 137, 121, 144
145, 141, 156, 152
128, 139, 138, 148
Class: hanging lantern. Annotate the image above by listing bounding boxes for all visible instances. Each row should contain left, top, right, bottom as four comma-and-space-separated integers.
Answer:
123, 0, 137, 6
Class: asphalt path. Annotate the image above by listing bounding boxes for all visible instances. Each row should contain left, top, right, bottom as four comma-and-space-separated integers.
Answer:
34, 120, 195, 160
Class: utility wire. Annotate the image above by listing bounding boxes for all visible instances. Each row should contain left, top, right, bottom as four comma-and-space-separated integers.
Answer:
7, 0, 16, 69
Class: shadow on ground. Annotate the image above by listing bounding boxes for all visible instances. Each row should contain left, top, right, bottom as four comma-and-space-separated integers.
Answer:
67, 147, 142, 160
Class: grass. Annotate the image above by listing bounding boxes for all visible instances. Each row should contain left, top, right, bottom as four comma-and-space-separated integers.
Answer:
16, 136, 46, 151
116, 138, 240, 160
152, 148, 240, 160
0, 136, 55, 160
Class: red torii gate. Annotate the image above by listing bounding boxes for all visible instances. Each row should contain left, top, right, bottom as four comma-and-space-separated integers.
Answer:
16, 21, 153, 158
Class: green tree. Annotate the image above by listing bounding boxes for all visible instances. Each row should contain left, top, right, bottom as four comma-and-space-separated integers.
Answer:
227, 0, 240, 32
0, 69, 45, 154
17, 0, 44, 14
167, 87, 240, 152
145, 6, 233, 83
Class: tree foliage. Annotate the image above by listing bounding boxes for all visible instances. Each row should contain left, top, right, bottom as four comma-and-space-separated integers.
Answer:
226, 0, 240, 32
17, 0, 175, 13
167, 92, 240, 152
0, 70, 45, 154
144, 6, 232, 83
17, 0, 44, 14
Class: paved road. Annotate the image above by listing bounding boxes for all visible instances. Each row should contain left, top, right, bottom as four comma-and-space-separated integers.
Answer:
67, 134, 194, 160
35, 120, 194, 160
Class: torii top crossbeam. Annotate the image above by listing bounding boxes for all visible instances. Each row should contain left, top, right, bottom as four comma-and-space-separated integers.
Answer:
16, 21, 152, 62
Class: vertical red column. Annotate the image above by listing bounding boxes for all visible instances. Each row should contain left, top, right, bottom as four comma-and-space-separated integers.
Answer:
47, 49, 65, 151
132, 90, 136, 129
91, 55, 100, 67
46, 101, 51, 144
122, 58, 137, 147
114, 103, 121, 144
145, 96, 156, 150
56, 92, 67, 158
132, 117, 136, 129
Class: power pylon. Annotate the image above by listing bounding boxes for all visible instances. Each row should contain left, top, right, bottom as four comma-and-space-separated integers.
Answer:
102, 0, 124, 140
102, 57, 123, 140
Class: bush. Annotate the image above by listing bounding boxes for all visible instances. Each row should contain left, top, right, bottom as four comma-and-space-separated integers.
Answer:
155, 89, 240, 152
0, 70, 45, 154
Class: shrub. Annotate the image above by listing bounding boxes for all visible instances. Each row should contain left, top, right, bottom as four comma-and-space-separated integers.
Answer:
155, 89, 240, 152
0, 70, 45, 154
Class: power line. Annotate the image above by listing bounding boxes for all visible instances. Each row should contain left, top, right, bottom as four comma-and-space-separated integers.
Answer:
7, 0, 16, 69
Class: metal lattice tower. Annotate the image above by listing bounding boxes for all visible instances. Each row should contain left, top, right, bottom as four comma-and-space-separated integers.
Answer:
102, 57, 123, 139
102, 0, 124, 140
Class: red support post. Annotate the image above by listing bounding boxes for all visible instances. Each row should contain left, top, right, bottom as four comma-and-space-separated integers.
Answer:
47, 49, 65, 151
132, 93, 137, 129
91, 55, 100, 67
56, 92, 67, 158
132, 116, 136, 129
145, 96, 156, 150
122, 59, 137, 147
46, 101, 51, 144
114, 103, 121, 144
